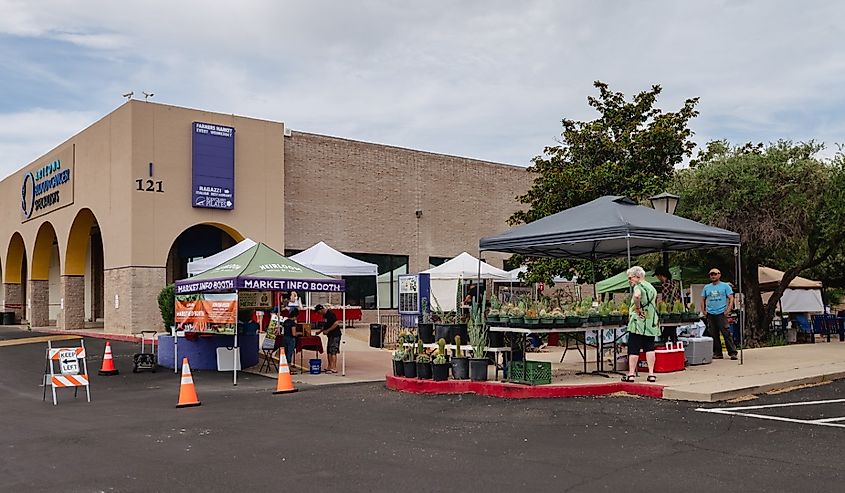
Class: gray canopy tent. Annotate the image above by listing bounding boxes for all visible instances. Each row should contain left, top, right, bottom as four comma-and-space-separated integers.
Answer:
479, 196, 745, 361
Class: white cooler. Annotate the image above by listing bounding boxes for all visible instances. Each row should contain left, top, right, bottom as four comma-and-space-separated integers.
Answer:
678, 336, 713, 365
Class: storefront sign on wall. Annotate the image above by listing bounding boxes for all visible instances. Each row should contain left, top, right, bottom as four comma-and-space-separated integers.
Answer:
192, 122, 235, 210
20, 146, 74, 221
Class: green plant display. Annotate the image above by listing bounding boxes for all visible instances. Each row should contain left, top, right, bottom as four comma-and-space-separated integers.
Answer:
157, 284, 175, 331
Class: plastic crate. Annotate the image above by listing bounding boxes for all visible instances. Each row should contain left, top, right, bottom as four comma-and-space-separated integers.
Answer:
509, 360, 552, 385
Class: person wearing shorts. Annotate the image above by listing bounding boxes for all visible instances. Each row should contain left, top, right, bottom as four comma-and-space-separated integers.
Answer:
315, 304, 341, 374
623, 266, 660, 383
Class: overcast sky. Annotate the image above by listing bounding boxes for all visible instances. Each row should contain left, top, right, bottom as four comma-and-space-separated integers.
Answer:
1, 0, 843, 178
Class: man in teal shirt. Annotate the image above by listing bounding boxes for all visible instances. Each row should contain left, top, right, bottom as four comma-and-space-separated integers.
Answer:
700, 268, 737, 360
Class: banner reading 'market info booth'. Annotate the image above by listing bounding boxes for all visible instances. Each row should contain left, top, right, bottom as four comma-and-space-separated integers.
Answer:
192, 121, 235, 210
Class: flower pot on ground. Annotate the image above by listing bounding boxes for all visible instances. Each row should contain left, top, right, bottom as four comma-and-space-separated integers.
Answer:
431, 339, 449, 381
469, 358, 489, 381
432, 362, 450, 381
403, 360, 417, 378
451, 334, 470, 379
392, 359, 405, 377
451, 357, 469, 379
417, 323, 434, 344
416, 360, 432, 379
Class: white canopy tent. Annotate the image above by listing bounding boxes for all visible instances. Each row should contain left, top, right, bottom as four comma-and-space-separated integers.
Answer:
187, 238, 257, 276
290, 241, 381, 322
421, 252, 509, 311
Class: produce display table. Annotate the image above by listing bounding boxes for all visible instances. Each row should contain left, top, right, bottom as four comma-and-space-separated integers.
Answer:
296, 335, 324, 368
283, 306, 363, 325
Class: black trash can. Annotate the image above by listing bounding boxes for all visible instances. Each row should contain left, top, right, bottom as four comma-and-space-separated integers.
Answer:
2, 311, 15, 325
369, 323, 386, 348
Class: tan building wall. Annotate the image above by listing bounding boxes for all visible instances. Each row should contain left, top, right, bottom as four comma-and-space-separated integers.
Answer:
1, 101, 533, 333
1, 101, 285, 333
283, 131, 532, 271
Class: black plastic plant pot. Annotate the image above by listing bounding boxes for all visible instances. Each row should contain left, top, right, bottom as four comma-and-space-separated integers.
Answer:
416, 362, 433, 379
403, 360, 417, 378
432, 363, 450, 381
418, 323, 435, 343
469, 358, 489, 381
392, 360, 405, 377
454, 324, 469, 346
488, 331, 505, 348
434, 324, 452, 343
451, 357, 470, 380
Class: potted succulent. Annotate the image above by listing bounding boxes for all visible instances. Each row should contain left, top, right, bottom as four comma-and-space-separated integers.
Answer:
432, 338, 450, 381
540, 308, 554, 325
403, 336, 418, 378
487, 308, 500, 323
524, 306, 539, 325
587, 306, 601, 324
468, 295, 489, 381
564, 309, 582, 328
392, 338, 406, 377
416, 352, 432, 379
451, 335, 470, 379
509, 305, 525, 325
684, 302, 700, 321
418, 297, 435, 343
551, 307, 565, 326
657, 301, 670, 322
669, 300, 684, 322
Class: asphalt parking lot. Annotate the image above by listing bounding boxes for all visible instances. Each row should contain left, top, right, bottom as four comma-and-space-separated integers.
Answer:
1, 327, 844, 492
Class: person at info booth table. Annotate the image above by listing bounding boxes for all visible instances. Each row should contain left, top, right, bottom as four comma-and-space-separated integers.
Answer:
275, 307, 299, 373
315, 304, 341, 374
623, 266, 659, 383
700, 268, 737, 360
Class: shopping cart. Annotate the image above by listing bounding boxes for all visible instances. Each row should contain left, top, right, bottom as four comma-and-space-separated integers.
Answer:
132, 330, 158, 373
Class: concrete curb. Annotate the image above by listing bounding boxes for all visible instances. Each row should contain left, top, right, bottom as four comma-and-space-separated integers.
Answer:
385, 375, 664, 399
35, 327, 145, 344
663, 370, 845, 402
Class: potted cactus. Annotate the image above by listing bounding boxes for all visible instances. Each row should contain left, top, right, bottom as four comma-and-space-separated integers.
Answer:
684, 302, 699, 321
418, 297, 435, 343
392, 342, 406, 377
415, 339, 432, 379
432, 338, 450, 381
540, 308, 554, 325
451, 335, 470, 379
509, 305, 525, 325
403, 336, 418, 378
468, 295, 489, 381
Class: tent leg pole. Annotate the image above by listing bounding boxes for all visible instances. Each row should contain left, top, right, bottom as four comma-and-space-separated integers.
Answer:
375, 274, 380, 324
342, 293, 347, 376
736, 245, 745, 365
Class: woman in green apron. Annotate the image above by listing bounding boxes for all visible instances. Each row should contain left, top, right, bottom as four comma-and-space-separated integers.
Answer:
623, 266, 660, 383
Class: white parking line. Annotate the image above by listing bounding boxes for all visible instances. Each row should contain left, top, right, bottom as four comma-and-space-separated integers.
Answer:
696, 398, 845, 429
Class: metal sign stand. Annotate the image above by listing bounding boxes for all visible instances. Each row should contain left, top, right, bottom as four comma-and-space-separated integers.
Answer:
43, 340, 91, 406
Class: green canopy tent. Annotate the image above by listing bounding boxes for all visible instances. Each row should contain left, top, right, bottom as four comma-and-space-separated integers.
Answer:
596, 266, 683, 294
175, 242, 345, 384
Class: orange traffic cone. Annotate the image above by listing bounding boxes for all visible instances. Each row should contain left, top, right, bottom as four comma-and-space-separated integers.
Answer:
273, 353, 298, 394
176, 357, 201, 408
98, 341, 119, 375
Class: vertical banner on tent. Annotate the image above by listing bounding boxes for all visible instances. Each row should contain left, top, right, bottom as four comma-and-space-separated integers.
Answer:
175, 293, 238, 334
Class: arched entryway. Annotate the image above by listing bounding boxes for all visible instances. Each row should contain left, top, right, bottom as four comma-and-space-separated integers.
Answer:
61, 209, 105, 330
3, 233, 28, 323
165, 223, 244, 284
30, 222, 60, 327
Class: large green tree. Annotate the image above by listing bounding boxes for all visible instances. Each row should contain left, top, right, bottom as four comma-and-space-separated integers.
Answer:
676, 141, 845, 345
509, 81, 700, 282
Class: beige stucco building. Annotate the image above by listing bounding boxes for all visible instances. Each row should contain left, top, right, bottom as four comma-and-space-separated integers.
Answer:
0, 101, 531, 334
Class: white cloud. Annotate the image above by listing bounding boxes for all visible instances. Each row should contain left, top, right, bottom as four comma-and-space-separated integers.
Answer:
1, 0, 844, 177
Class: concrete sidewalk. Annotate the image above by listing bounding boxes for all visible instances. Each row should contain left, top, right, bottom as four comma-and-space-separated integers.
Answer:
530, 341, 845, 401
17, 323, 845, 401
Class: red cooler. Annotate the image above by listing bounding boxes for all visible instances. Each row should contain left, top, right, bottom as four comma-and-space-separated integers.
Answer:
637, 342, 685, 373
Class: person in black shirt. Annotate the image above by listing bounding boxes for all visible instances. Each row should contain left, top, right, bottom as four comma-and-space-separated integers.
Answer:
280, 307, 299, 370
315, 304, 341, 374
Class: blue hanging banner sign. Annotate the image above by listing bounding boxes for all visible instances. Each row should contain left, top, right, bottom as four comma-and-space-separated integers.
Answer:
192, 122, 235, 210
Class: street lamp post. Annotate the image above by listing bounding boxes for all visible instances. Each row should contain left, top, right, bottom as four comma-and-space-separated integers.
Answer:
649, 192, 681, 267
